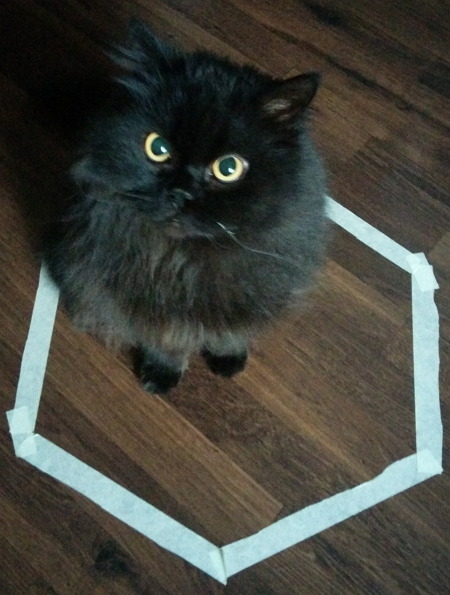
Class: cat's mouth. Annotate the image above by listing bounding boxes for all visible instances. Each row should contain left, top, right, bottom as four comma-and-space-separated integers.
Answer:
111, 189, 223, 240
164, 214, 215, 240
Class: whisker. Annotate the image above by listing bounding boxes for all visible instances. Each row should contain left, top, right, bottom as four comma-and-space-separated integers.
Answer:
216, 222, 303, 270
90, 196, 114, 205
91, 192, 146, 206
117, 191, 151, 201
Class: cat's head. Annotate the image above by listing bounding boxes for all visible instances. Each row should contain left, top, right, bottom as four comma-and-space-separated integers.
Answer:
72, 20, 320, 240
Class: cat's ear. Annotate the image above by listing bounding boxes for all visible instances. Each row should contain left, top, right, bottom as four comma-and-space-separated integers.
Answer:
127, 19, 178, 63
110, 19, 178, 73
260, 73, 320, 128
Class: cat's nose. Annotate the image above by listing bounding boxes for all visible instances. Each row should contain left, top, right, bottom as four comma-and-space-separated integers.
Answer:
169, 188, 194, 208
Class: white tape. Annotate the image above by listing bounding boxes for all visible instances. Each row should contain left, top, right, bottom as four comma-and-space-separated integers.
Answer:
221, 454, 433, 578
417, 449, 443, 475
14, 265, 59, 430
325, 196, 413, 271
411, 274, 443, 472
16, 434, 38, 458
6, 406, 34, 435
7, 198, 442, 583
21, 434, 227, 583
209, 549, 228, 585
407, 253, 439, 291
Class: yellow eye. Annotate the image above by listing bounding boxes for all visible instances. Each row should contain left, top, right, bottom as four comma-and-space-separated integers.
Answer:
144, 132, 172, 162
211, 154, 248, 183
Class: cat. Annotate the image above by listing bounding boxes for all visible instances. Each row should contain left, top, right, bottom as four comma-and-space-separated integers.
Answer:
44, 19, 328, 394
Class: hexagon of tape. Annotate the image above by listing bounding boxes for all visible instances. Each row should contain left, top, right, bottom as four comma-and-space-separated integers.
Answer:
6, 197, 442, 584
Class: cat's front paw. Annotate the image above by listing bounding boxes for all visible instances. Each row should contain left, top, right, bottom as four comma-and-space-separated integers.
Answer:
202, 350, 248, 378
134, 348, 182, 394
139, 365, 182, 394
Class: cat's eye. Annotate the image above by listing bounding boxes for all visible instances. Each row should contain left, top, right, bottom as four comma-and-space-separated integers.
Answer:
211, 154, 248, 183
144, 132, 172, 163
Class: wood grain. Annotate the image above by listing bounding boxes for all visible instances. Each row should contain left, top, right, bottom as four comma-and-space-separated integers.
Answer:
0, 1, 449, 593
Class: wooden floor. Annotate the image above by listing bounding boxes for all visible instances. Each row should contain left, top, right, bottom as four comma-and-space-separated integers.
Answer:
1, 1, 449, 593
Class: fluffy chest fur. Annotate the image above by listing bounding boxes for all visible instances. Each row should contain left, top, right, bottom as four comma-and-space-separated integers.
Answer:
58, 197, 320, 334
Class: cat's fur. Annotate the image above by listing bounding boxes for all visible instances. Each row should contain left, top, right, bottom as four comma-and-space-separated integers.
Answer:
44, 20, 328, 394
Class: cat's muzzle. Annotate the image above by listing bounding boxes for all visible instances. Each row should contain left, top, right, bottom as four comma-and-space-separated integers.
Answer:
169, 188, 194, 209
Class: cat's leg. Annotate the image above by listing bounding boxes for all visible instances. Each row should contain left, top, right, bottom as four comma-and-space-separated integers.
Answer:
202, 332, 248, 378
134, 345, 187, 394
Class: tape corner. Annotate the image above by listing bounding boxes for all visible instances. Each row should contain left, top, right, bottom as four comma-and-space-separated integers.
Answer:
407, 253, 439, 291
417, 449, 443, 476
6, 405, 33, 436
209, 548, 228, 585
9, 432, 38, 459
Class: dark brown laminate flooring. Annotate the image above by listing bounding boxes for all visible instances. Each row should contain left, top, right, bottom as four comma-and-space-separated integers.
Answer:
0, 1, 449, 593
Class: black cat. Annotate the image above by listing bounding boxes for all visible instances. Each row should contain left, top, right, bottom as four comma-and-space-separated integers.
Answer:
44, 20, 327, 394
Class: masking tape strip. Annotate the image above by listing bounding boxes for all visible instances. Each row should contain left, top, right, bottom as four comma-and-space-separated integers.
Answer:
325, 196, 413, 271
407, 253, 439, 291
7, 197, 442, 583
411, 271, 443, 473
4, 425, 227, 584
221, 454, 434, 577
6, 406, 37, 457
14, 265, 59, 431
224, 254, 444, 574
7, 405, 34, 436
